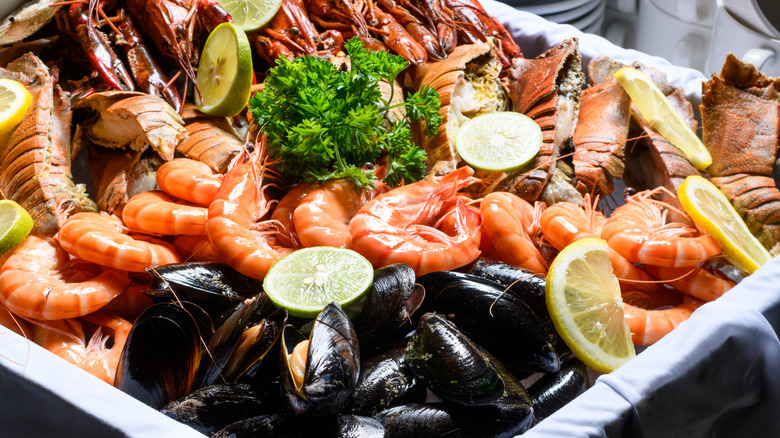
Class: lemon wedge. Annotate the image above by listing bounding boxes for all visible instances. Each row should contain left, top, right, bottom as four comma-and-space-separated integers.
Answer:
196, 22, 253, 117
678, 175, 771, 275
546, 238, 635, 373
614, 67, 712, 170
0, 78, 32, 135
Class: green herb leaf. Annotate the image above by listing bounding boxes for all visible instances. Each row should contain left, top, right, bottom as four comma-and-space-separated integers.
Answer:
248, 39, 441, 189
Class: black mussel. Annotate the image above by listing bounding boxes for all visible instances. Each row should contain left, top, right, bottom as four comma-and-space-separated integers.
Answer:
115, 302, 213, 409
405, 313, 504, 406
468, 258, 552, 329
419, 271, 559, 374
352, 264, 425, 353
194, 296, 271, 390
223, 309, 287, 384
161, 382, 285, 435
528, 358, 589, 425
215, 414, 385, 438
280, 303, 360, 416
345, 345, 425, 416
145, 262, 264, 317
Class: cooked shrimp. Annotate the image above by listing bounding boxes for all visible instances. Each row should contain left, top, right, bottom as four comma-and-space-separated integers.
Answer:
294, 178, 387, 249
32, 313, 131, 384
122, 191, 208, 236
58, 212, 182, 272
173, 235, 221, 262
0, 236, 130, 320
349, 166, 481, 275
206, 154, 293, 280
479, 192, 547, 274
601, 192, 722, 267
99, 283, 155, 321
540, 200, 663, 293
270, 182, 315, 248
622, 296, 703, 346
645, 265, 737, 302
156, 158, 223, 207
0, 301, 29, 337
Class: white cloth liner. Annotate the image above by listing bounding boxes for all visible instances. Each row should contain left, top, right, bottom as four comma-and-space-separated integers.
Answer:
0, 2, 776, 436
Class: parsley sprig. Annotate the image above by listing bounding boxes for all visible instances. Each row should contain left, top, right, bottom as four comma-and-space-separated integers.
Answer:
249, 38, 442, 189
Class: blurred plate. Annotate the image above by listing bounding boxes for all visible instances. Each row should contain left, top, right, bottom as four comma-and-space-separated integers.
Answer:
543, 0, 600, 23
580, 12, 605, 34
516, 0, 594, 15
567, 0, 606, 30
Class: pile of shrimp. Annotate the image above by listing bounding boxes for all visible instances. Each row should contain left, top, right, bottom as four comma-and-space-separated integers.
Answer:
0, 141, 739, 384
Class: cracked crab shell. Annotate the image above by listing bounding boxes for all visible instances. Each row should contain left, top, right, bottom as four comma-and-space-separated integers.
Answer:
410, 41, 508, 175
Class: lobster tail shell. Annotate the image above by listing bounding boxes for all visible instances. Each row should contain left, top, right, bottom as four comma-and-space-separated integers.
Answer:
177, 119, 245, 174
0, 54, 96, 236
498, 38, 583, 203
572, 72, 630, 196
701, 54, 780, 254
410, 41, 506, 175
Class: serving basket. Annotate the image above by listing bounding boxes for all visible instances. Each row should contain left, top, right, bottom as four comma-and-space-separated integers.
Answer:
1, 1, 778, 436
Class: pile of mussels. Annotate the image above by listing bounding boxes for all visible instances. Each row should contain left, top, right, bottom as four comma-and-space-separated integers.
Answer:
115, 260, 590, 437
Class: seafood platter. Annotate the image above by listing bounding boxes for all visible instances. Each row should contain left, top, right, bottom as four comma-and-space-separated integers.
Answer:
0, 0, 779, 436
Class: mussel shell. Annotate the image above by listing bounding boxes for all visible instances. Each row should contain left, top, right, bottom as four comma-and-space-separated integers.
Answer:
160, 382, 284, 434
193, 295, 271, 390
528, 358, 589, 425
280, 303, 361, 416
115, 302, 213, 409
352, 264, 424, 353
345, 345, 424, 416
467, 259, 552, 329
418, 271, 559, 374
224, 309, 287, 384
214, 414, 385, 438
145, 262, 263, 317
405, 313, 504, 405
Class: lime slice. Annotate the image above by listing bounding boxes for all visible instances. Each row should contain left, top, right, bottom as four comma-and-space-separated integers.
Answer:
263, 247, 374, 318
455, 111, 542, 172
678, 175, 771, 275
0, 78, 32, 135
219, 0, 283, 32
614, 67, 712, 170
195, 22, 253, 117
0, 200, 34, 255
546, 238, 635, 373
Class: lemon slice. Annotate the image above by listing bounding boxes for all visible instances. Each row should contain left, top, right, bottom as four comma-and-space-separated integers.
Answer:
0, 200, 34, 255
455, 111, 543, 172
196, 22, 253, 117
0, 78, 32, 135
219, 0, 283, 32
614, 67, 712, 170
546, 238, 635, 373
263, 247, 375, 318
678, 175, 771, 275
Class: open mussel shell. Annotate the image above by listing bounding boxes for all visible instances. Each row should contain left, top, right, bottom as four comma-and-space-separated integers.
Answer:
280, 302, 361, 416
405, 313, 504, 406
528, 358, 589, 426
214, 413, 385, 438
145, 262, 264, 317
345, 345, 425, 416
417, 271, 559, 374
160, 382, 286, 435
467, 258, 552, 329
194, 295, 281, 390
352, 263, 425, 353
223, 308, 288, 384
115, 302, 213, 409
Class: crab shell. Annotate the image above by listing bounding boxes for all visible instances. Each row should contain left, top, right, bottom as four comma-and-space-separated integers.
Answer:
409, 40, 507, 176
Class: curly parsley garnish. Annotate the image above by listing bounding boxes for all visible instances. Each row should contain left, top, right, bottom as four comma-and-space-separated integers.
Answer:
249, 38, 442, 189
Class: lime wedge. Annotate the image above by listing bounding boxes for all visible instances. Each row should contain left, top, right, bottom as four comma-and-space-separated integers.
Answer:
263, 247, 374, 318
0, 200, 34, 255
614, 67, 712, 170
546, 238, 635, 373
196, 22, 253, 117
455, 111, 542, 172
678, 175, 771, 275
219, 0, 283, 32
0, 78, 32, 135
